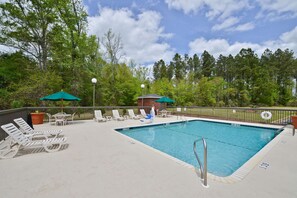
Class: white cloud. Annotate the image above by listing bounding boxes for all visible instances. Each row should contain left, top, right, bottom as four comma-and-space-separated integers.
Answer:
280, 26, 297, 43
146, 0, 161, 7
165, 0, 250, 19
204, 0, 250, 20
212, 17, 254, 32
166, 0, 297, 20
165, 1, 296, 31
212, 17, 240, 31
256, 0, 297, 20
264, 26, 297, 53
232, 22, 255, 32
88, 7, 175, 64
165, 0, 204, 14
189, 26, 297, 58
165, 0, 252, 32
189, 38, 260, 58
257, 0, 297, 14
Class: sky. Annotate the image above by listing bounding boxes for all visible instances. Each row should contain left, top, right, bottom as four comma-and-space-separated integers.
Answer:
85, 0, 297, 65
0, 0, 296, 66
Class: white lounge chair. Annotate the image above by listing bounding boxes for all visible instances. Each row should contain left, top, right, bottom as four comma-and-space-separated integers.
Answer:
140, 107, 155, 124
94, 110, 107, 122
1, 123, 67, 158
0, 136, 19, 159
128, 109, 141, 120
14, 118, 62, 138
140, 118, 153, 124
140, 114, 154, 124
140, 109, 147, 118
112, 110, 125, 121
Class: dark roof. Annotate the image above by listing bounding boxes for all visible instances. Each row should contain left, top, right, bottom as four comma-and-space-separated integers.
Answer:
138, 94, 162, 99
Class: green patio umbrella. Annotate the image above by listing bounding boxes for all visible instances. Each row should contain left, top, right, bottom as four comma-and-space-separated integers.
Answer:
155, 96, 175, 103
40, 91, 81, 112
40, 91, 81, 101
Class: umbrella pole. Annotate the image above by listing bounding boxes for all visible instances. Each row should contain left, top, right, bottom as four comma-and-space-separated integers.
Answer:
62, 99, 64, 113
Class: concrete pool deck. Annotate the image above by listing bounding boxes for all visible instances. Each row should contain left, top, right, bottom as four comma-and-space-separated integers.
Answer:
0, 117, 296, 198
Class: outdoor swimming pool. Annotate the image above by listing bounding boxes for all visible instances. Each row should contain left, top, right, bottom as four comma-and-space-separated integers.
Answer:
116, 120, 281, 177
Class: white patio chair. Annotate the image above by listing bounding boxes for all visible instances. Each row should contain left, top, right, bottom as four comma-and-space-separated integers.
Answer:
67, 112, 76, 124
14, 118, 62, 139
112, 110, 125, 121
160, 110, 167, 117
140, 109, 147, 118
128, 109, 141, 120
94, 110, 107, 122
46, 113, 56, 125
54, 114, 67, 126
1, 123, 67, 158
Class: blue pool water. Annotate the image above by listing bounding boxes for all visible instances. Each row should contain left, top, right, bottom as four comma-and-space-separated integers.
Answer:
116, 120, 281, 177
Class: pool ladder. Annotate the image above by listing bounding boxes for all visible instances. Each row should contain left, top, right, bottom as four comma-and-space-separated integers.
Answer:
193, 138, 208, 187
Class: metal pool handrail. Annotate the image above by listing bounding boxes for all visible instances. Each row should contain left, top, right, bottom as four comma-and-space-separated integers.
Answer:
193, 138, 208, 187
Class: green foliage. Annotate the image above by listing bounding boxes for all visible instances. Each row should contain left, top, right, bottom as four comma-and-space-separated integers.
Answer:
153, 59, 168, 80
0, 0, 58, 70
195, 77, 216, 106
201, 50, 215, 77
131, 64, 150, 83
173, 79, 194, 106
0, 52, 34, 89
100, 63, 138, 106
151, 78, 174, 98
287, 98, 297, 107
0, 1, 297, 109
188, 54, 201, 82
10, 71, 63, 107
172, 53, 186, 80
193, 77, 226, 106
0, 89, 10, 109
11, 100, 24, 108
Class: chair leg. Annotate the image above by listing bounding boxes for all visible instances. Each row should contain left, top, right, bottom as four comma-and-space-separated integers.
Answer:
0, 138, 20, 159
44, 143, 62, 152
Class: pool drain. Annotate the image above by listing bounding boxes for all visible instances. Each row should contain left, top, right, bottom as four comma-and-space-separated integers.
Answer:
259, 162, 270, 169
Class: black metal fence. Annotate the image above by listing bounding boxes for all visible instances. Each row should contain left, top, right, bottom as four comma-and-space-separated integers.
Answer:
1, 106, 296, 141
168, 107, 297, 125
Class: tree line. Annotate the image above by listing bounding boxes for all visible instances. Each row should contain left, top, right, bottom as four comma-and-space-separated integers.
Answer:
152, 49, 297, 107
0, 0, 297, 110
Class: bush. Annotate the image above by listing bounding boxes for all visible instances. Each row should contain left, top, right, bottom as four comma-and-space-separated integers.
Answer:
100, 108, 106, 115
287, 99, 297, 107
11, 100, 24, 108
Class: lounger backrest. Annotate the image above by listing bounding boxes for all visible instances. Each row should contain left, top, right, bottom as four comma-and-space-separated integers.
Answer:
14, 118, 34, 133
112, 110, 120, 118
95, 110, 103, 119
140, 109, 146, 117
128, 109, 134, 117
1, 123, 30, 145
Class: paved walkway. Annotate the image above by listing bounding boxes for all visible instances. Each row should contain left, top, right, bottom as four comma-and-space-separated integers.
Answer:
0, 117, 296, 198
